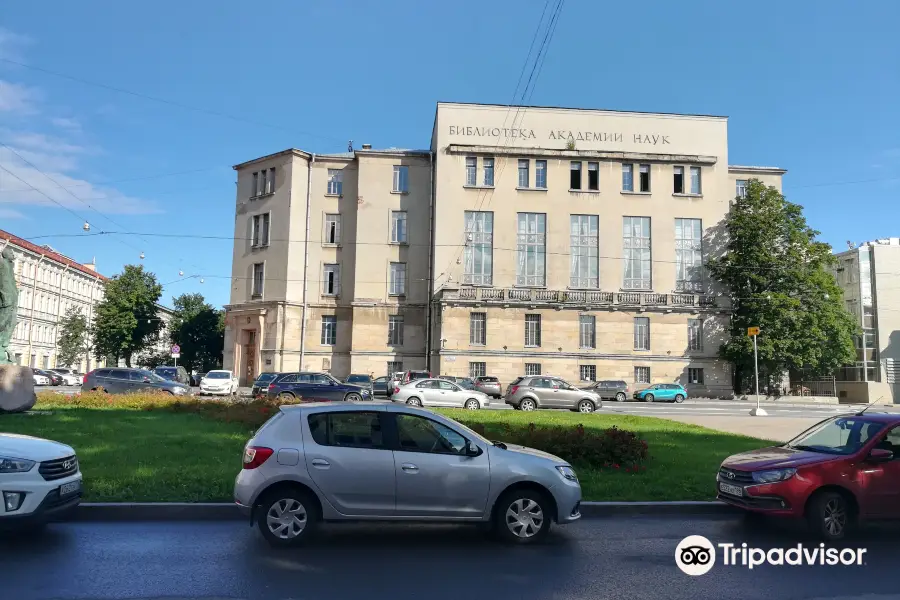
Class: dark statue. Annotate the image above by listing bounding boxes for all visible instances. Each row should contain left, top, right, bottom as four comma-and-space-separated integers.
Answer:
0, 247, 18, 364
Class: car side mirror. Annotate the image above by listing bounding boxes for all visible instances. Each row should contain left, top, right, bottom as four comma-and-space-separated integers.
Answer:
868, 448, 893, 463
143, 376, 151, 383
464, 441, 482, 457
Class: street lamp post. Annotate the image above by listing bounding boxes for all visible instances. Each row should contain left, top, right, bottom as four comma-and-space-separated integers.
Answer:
748, 326, 767, 416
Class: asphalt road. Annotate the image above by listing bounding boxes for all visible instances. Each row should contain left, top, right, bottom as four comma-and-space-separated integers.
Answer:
2, 516, 898, 600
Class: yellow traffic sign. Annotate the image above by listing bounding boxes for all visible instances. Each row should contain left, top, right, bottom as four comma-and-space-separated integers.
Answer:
747, 327, 760, 336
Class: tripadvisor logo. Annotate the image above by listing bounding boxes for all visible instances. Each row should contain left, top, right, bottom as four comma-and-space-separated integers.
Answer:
675, 536, 867, 575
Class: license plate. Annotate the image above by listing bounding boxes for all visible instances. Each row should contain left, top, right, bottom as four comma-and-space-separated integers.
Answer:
59, 481, 81, 496
719, 482, 743, 497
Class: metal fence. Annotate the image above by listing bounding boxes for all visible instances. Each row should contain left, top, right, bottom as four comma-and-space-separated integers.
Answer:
790, 376, 837, 397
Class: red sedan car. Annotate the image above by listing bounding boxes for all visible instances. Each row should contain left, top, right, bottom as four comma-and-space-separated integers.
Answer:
718, 411, 900, 540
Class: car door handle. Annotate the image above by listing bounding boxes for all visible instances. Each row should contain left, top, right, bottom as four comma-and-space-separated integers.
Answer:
311, 458, 330, 468
401, 463, 419, 472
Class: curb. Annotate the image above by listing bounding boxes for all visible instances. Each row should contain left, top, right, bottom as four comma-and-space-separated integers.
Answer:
75, 501, 737, 522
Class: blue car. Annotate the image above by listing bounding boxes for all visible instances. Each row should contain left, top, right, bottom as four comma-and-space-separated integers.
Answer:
633, 383, 687, 403
267, 371, 372, 403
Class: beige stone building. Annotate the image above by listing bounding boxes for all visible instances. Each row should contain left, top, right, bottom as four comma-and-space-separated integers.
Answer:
223, 102, 784, 395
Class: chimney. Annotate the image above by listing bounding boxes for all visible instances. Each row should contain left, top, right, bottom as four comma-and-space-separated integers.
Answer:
361, 143, 372, 150
82, 257, 96, 271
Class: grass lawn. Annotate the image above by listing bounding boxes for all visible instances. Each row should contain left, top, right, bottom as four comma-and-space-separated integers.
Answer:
0, 400, 777, 502
439, 409, 777, 502
1, 407, 250, 502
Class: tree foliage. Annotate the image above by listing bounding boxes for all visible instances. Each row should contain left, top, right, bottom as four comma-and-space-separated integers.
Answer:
92, 265, 163, 367
56, 305, 89, 367
707, 180, 857, 391
168, 293, 224, 373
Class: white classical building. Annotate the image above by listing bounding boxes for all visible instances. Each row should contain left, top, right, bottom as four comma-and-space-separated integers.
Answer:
1, 228, 107, 371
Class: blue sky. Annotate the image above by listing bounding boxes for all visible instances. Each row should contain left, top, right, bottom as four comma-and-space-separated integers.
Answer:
1, 0, 898, 308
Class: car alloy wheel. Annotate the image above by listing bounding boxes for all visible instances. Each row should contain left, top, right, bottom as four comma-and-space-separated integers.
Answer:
674, 394, 685, 403
578, 399, 595, 413
278, 392, 294, 401
464, 399, 480, 410
644, 393, 654, 403
505, 498, 544, 538
808, 491, 850, 540
520, 398, 536, 411
615, 392, 626, 402
266, 498, 308, 540
823, 498, 847, 538
406, 397, 422, 407
345, 393, 361, 402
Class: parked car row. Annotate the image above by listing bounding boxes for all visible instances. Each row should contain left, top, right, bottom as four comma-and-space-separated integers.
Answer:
253, 371, 374, 403
30, 368, 84, 387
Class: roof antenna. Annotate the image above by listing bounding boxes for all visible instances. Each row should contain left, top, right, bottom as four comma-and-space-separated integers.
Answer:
348, 140, 353, 152
856, 397, 884, 416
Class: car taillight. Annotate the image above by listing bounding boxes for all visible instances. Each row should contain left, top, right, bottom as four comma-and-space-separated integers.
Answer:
268, 383, 276, 390
394, 387, 400, 394
85, 369, 96, 378
509, 385, 519, 395
243, 446, 274, 469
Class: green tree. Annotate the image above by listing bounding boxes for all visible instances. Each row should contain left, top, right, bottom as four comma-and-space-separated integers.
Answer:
56, 305, 90, 368
707, 180, 857, 392
92, 265, 163, 367
168, 292, 224, 373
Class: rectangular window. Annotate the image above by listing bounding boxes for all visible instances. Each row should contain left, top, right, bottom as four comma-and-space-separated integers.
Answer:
736, 179, 748, 199
623, 216, 652, 289
321, 315, 336, 345
524, 314, 541, 347
387, 361, 403, 376
469, 312, 486, 345
518, 159, 530, 188
389, 262, 406, 296
393, 165, 409, 193
579, 365, 596, 381
252, 262, 264, 297
516, 213, 546, 286
634, 317, 650, 351
391, 210, 408, 243
266, 168, 275, 194
525, 363, 541, 376
465, 156, 477, 186
622, 164, 634, 191
388, 315, 404, 346
323, 264, 340, 296
570, 214, 599, 288
324, 213, 341, 244
307, 412, 385, 449
639, 164, 651, 192
675, 218, 703, 292
251, 172, 259, 197
251, 213, 270, 247
690, 166, 702, 194
688, 319, 704, 351
634, 366, 650, 384
570, 161, 582, 190
587, 162, 599, 191
469, 362, 486, 378
579, 315, 596, 349
673, 166, 685, 194
687, 367, 704, 384
327, 169, 343, 195
535, 160, 547, 188
483, 157, 494, 186
463, 211, 493, 285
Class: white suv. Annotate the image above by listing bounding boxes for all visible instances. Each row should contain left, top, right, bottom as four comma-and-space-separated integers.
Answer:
0, 433, 82, 527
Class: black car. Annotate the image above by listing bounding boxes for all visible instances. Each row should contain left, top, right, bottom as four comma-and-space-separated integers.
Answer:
372, 375, 390, 396
153, 365, 191, 386
35, 368, 63, 386
251, 372, 279, 398
267, 372, 372, 402
578, 379, 630, 402
82, 368, 191, 395
345, 374, 374, 396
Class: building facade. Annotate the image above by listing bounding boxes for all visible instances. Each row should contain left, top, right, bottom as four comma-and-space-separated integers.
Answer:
223, 102, 785, 395
1, 229, 107, 371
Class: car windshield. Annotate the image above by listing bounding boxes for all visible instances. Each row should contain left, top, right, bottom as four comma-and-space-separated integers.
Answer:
155, 367, 176, 378
786, 417, 886, 455
206, 371, 230, 379
480, 377, 499, 383
140, 370, 167, 382
347, 375, 371, 383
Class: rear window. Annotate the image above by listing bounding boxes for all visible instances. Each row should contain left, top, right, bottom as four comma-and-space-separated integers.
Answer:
479, 376, 499, 383
255, 373, 278, 384
408, 371, 430, 380
307, 412, 385, 449
509, 377, 524, 386
93, 369, 110, 377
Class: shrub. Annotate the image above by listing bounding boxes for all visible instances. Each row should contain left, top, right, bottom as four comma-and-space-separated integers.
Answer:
457, 419, 648, 468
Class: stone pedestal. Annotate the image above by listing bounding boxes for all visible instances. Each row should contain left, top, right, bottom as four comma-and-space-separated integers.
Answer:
0, 365, 36, 414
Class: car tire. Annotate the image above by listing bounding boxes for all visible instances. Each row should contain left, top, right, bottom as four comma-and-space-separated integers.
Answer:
644, 393, 654, 403
674, 394, 685, 403
345, 392, 362, 403
278, 392, 295, 401
406, 397, 422, 407
577, 399, 595, 413
615, 392, 626, 402
257, 489, 319, 547
493, 489, 552, 544
806, 490, 853, 541
519, 398, 536, 411
464, 399, 480, 410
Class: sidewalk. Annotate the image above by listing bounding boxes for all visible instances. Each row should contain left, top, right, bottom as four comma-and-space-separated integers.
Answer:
664, 415, 820, 442
686, 396, 897, 409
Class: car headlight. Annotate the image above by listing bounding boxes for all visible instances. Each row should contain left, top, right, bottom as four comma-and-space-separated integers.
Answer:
751, 468, 796, 484
556, 465, 578, 482
173, 387, 187, 395
0, 456, 36, 473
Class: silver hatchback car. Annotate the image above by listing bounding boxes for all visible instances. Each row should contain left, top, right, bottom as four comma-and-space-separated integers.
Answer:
234, 402, 582, 547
